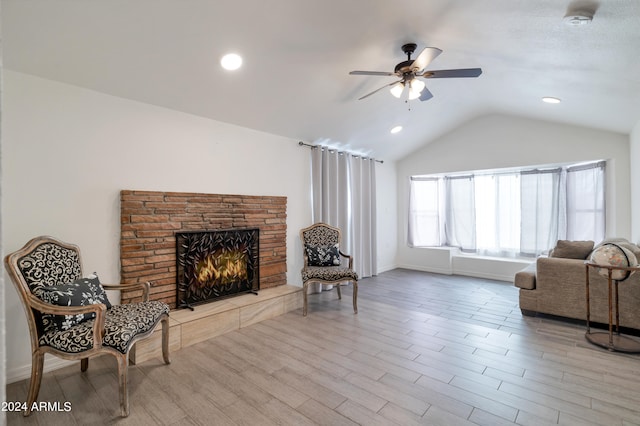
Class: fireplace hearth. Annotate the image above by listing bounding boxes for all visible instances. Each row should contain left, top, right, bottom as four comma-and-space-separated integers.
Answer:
176, 228, 259, 309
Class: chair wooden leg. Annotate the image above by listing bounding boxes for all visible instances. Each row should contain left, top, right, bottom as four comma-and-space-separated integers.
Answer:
336, 283, 342, 300
353, 280, 358, 314
24, 351, 45, 417
161, 315, 171, 365
115, 353, 130, 417
303, 282, 309, 316
81, 357, 89, 372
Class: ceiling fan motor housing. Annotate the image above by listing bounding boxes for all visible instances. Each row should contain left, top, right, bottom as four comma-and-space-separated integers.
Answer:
394, 60, 415, 74
395, 43, 419, 74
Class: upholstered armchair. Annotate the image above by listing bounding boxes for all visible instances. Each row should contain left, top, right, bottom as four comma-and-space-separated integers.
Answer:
4, 236, 171, 417
300, 223, 358, 316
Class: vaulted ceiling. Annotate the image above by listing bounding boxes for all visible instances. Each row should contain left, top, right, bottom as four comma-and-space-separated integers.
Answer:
3, 0, 640, 161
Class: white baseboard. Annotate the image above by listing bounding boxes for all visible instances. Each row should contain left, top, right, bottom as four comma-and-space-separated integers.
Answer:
452, 269, 514, 282
396, 263, 453, 276
375, 263, 399, 274
7, 356, 75, 385
395, 263, 518, 282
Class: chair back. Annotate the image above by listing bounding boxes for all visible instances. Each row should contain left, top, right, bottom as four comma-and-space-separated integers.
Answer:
5, 236, 84, 343
300, 223, 341, 250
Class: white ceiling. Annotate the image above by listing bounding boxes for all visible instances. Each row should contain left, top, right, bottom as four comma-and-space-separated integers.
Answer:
3, 0, 640, 161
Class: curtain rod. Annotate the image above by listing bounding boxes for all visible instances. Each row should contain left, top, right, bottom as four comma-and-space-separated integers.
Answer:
298, 141, 383, 164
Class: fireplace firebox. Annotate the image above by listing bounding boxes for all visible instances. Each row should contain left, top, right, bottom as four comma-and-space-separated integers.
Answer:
176, 228, 259, 309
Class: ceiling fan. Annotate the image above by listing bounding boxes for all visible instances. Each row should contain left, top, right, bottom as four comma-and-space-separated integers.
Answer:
349, 43, 482, 102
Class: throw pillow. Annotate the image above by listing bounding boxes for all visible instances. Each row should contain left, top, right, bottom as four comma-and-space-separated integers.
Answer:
34, 273, 112, 331
550, 240, 594, 260
306, 244, 341, 267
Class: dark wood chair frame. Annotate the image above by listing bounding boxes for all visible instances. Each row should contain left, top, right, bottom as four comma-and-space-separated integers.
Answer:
4, 236, 170, 417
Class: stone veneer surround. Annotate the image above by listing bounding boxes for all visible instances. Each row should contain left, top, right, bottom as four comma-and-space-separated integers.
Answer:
120, 190, 287, 308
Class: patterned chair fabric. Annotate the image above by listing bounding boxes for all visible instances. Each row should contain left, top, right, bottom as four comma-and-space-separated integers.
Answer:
301, 266, 358, 282
17, 242, 82, 292
39, 301, 169, 354
300, 223, 359, 316
4, 236, 171, 417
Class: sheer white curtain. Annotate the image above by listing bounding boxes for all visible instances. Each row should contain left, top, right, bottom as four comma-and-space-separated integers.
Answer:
408, 178, 442, 247
310, 148, 377, 291
565, 161, 605, 242
474, 174, 521, 256
444, 176, 476, 251
520, 168, 562, 256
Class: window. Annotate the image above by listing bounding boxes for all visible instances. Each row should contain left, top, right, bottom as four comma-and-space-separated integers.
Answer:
408, 177, 441, 247
408, 161, 605, 257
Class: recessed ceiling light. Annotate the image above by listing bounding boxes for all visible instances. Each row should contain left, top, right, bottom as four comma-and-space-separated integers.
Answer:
542, 97, 561, 104
390, 125, 403, 134
220, 53, 242, 71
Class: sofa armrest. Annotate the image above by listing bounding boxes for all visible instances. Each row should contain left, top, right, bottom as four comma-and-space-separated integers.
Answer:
514, 262, 536, 290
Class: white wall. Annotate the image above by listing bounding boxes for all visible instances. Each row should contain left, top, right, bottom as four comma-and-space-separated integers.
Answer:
0, 23, 6, 421
396, 113, 632, 280
375, 160, 398, 272
631, 119, 640, 244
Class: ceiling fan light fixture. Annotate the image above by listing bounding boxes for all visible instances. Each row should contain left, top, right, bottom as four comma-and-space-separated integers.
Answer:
410, 79, 425, 93
408, 79, 425, 100
390, 82, 405, 98
408, 89, 421, 100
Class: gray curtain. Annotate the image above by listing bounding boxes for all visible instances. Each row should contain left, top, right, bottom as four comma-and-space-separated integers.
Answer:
310, 148, 377, 291
349, 154, 377, 278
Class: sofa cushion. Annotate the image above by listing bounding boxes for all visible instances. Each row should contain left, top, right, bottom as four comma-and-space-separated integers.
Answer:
550, 240, 594, 259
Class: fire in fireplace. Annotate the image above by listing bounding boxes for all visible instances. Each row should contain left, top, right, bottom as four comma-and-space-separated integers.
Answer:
176, 228, 259, 309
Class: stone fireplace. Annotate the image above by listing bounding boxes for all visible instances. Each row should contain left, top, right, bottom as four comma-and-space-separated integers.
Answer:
120, 190, 287, 308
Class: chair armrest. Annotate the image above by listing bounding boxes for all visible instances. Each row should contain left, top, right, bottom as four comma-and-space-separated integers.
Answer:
27, 295, 107, 349
101, 281, 150, 302
339, 251, 353, 269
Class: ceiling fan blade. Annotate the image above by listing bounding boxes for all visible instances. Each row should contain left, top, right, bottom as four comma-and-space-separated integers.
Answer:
349, 70, 395, 76
419, 87, 434, 102
357, 80, 402, 100
421, 68, 483, 78
412, 47, 443, 72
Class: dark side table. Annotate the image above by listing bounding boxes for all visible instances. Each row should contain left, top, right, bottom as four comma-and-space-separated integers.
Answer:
584, 261, 640, 352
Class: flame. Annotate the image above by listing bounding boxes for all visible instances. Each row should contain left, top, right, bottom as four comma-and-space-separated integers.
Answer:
195, 250, 248, 287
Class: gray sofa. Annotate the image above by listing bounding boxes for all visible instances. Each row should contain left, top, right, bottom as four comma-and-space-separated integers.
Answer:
515, 239, 640, 330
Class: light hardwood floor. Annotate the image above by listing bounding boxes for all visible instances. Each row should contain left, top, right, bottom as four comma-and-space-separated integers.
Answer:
6, 269, 640, 425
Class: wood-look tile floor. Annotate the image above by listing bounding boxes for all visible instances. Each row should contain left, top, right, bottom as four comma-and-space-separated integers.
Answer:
6, 269, 640, 425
